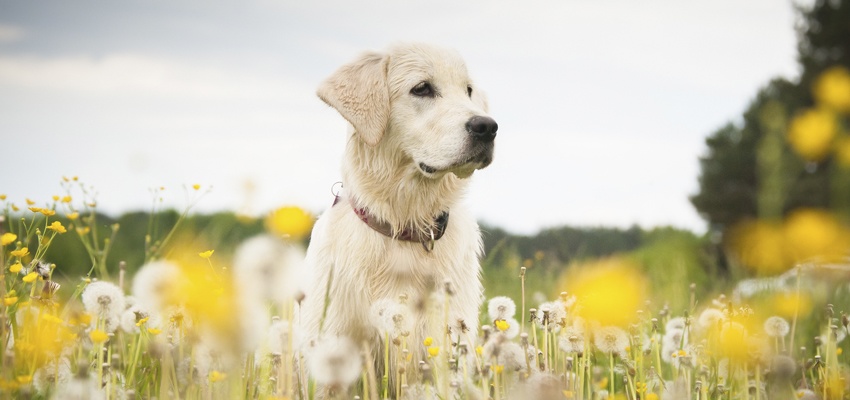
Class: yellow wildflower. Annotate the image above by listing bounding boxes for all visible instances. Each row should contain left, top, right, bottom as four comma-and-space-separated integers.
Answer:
476, 345, 483, 355
494, 319, 510, 332
61, 195, 72, 203
772, 292, 813, 319
25, 198, 35, 206
198, 250, 214, 259
1, 232, 16, 246
10, 263, 22, 273
89, 329, 109, 344
136, 317, 150, 327
4, 296, 17, 306
147, 327, 162, 335
209, 371, 227, 382
47, 221, 67, 234
727, 220, 787, 274
22, 272, 38, 283
493, 364, 504, 373
77, 226, 91, 235
266, 206, 314, 240
11, 247, 29, 258
0, 194, 5, 200
67, 212, 79, 220
15, 375, 32, 385
52, 195, 59, 202
564, 257, 647, 327
28, 206, 42, 213
192, 184, 201, 190
814, 66, 850, 113
423, 337, 433, 347
11, 204, 18, 212
40, 209, 56, 216
784, 208, 850, 265
787, 108, 837, 162
427, 346, 440, 358
645, 394, 659, 400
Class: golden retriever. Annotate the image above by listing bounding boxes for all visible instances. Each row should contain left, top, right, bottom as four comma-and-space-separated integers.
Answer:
301, 42, 497, 393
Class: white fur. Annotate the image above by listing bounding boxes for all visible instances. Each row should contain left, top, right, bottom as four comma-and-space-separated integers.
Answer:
302, 43, 495, 387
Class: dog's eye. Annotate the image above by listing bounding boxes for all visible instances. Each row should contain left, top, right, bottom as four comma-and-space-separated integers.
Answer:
411, 82, 435, 98
467, 85, 473, 98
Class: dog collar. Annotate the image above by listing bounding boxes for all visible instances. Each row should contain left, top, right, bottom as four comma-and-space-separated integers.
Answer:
333, 194, 449, 252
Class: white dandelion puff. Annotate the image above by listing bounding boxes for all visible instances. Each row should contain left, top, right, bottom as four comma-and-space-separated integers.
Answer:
665, 317, 687, 333
487, 296, 516, 321
307, 336, 362, 387
697, 308, 725, 330
558, 326, 586, 354
131, 260, 181, 312
81, 281, 125, 332
763, 316, 790, 338
232, 234, 307, 304
34, 357, 71, 393
369, 298, 411, 337
593, 326, 629, 355
119, 305, 160, 334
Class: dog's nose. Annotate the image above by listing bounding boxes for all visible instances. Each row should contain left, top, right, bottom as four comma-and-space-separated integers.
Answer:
466, 116, 498, 142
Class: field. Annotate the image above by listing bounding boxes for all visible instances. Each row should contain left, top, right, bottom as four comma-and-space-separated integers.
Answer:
1, 177, 849, 400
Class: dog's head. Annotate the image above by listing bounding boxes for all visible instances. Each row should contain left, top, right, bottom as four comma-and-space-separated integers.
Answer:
318, 43, 496, 179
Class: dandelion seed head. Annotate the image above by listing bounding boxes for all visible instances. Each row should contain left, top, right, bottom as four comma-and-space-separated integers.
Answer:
131, 260, 181, 312
763, 316, 790, 338
593, 326, 629, 355
487, 296, 516, 321
232, 234, 306, 303
665, 317, 687, 333
369, 298, 411, 337
33, 357, 71, 393
697, 308, 725, 330
81, 281, 125, 331
307, 336, 361, 387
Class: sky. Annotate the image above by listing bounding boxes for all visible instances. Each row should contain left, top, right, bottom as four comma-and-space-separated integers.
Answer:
0, 0, 809, 235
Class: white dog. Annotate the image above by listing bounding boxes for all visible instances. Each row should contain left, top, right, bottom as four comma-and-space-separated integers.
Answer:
302, 43, 497, 391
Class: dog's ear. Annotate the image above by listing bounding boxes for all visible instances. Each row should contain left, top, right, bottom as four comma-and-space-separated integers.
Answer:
317, 52, 389, 146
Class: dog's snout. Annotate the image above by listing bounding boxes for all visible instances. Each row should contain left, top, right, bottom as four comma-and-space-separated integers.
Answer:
466, 116, 498, 142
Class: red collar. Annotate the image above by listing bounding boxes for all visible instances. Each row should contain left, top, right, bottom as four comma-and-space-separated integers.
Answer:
333, 194, 449, 252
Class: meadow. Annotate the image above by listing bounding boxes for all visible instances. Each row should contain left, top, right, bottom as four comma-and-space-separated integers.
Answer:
2, 67, 850, 400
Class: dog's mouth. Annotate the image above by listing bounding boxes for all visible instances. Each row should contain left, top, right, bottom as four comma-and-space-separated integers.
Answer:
417, 145, 494, 179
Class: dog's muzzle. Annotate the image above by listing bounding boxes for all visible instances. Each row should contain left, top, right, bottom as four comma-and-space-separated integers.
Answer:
466, 116, 498, 143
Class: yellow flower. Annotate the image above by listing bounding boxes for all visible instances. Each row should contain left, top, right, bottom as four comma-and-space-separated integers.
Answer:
40, 209, 56, 216
198, 250, 214, 259
1, 232, 16, 246
814, 66, 850, 113
67, 212, 79, 220
15, 375, 32, 384
61, 195, 72, 203
266, 206, 314, 240
192, 184, 201, 190
25, 198, 35, 206
47, 221, 67, 234
22, 272, 38, 283
494, 319, 510, 332
0, 194, 5, 200
4, 296, 17, 306
10, 263, 23, 273
423, 337, 433, 347
136, 317, 150, 327
493, 364, 504, 373
11, 204, 19, 212
645, 394, 659, 400
787, 108, 837, 162
52, 195, 59, 202
209, 371, 227, 382
475, 345, 483, 355
11, 248, 29, 258
427, 346, 440, 358
564, 257, 647, 327
28, 206, 42, 213
147, 327, 162, 335
89, 329, 109, 344
783, 208, 850, 265
727, 219, 788, 274
772, 292, 813, 319
77, 226, 91, 235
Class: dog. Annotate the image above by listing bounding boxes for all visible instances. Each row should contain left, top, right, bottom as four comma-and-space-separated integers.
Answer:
301, 43, 497, 393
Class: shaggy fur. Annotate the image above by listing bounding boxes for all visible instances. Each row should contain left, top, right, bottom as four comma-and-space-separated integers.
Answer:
301, 43, 496, 391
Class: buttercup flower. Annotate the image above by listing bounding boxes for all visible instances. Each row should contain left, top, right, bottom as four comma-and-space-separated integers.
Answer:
198, 250, 214, 259
47, 221, 67, 234
1, 232, 16, 246
787, 108, 837, 162
814, 66, 850, 113
11, 247, 30, 258
9, 262, 23, 273
266, 206, 314, 240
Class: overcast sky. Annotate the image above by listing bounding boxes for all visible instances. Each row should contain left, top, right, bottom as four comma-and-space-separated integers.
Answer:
0, 1, 808, 234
